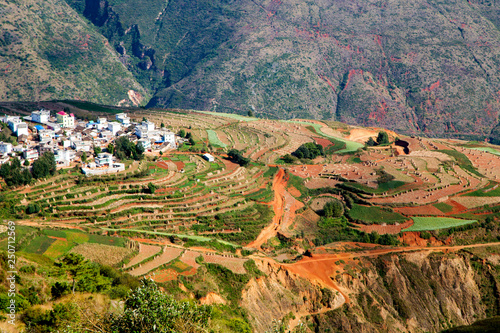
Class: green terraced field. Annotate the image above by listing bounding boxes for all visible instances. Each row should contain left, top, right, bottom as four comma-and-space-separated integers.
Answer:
207, 130, 227, 148
404, 217, 477, 231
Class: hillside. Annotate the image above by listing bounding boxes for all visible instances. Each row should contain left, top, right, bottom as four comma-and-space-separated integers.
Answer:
63, 0, 500, 139
0, 0, 147, 106
2, 105, 500, 331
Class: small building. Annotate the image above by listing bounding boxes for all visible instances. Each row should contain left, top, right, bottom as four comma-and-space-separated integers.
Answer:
7, 117, 29, 137
95, 152, 113, 166
0, 142, 13, 154
202, 153, 215, 162
56, 111, 75, 128
31, 109, 51, 124
81, 162, 125, 176
137, 138, 151, 149
115, 113, 130, 125
23, 149, 39, 160
34, 125, 45, 132
108, 122, 121, 135
54, 149, 76, 167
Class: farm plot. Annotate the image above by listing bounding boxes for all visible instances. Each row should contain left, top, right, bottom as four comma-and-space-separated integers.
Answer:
70, 243, 132, 266
125, 244, 162, 268
128, 246, 183, 276
202, 254, 247, 274
347, 204, 407, 224
305, 178, 340, 189
452, 196, 500, 209
206, 130, 227, 148
403, 217, 477, 232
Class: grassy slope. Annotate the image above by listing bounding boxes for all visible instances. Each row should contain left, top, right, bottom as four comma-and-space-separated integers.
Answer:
0, 0, 147, 105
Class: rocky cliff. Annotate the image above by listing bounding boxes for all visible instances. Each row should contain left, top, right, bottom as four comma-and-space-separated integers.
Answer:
241, 249, 500, 332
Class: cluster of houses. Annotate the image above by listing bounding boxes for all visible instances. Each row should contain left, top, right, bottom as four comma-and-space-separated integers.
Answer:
0, 109, 178, 176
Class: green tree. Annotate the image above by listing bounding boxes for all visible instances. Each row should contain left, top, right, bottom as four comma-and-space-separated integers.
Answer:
178, 129, 186, 138
188, 137, 195, 146
94, 145, 102, 155
323, 200, 344, 218
147, 182, 157, 194
161, 122, 165, 128
281, 154, 295, 163
110, 279, 212, 333
366, 137, 376, 146
32, 152, 56, 179
292, 142, 324, 159
248, 110, 254, 117
107, 143, 114, 154
376, 131, 389, 145
81, 151, 87, 164
23, 159, 30, 166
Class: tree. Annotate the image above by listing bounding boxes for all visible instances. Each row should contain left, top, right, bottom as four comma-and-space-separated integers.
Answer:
178, 129, 186, 138
107, 143, 114, 154
32, 152, 56, 179
81, 152, 87, 164
376, 131, 389, 145
161, 122, 165, 128
323, 200, 344, 218
292, 142, 324, 159
227, 149, 250, 167
366, 137, 376, 147
147, 182, 157, 194
110, 279, 212, 333
23, 159, 30, 166
94, 145, 102, 155
185, 132, 192, 139
248, 110, 254, 117
188, 137, 195, 146
281, 154, 295, 164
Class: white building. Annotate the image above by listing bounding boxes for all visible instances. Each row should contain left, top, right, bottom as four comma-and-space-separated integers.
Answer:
0, 142, 13, 154
95, 152, 113, 166
39, 129, 55, 143
31, 109, 51, 123
81, 162, 125, 176
203, 153, 215, 162
115, 113, 130, 125
71, 141, 91, 152
7, 117, 29, 137
108, 122, 121, 135
54, 149, 76, 166
23, 149, 39, 160
160, 130, 176, 147
137, 138, 151, 149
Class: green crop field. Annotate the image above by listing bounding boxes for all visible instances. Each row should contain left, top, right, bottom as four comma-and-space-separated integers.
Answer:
433, 202, 454, 213
465, 182, 500, 197
439, 150, 483, 177
404, 217, 477, 231
22, 236, 55, 255
469, 147, 500, 156
347, 204, 407, 224
207, 130, 227, 148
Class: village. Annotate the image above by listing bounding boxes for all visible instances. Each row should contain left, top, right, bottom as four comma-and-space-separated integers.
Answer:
0, 109, 179, 176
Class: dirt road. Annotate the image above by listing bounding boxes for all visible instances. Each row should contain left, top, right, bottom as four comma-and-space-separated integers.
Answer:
247, 168, 286, 249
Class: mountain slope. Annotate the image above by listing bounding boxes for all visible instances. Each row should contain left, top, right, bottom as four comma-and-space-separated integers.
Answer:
0, 0, 147, 105
66, 0, 500, 139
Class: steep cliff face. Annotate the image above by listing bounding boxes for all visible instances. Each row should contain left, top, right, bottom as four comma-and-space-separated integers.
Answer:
240, 259, 345, 332
311, 251, 498, 332
238, 250, 500, 332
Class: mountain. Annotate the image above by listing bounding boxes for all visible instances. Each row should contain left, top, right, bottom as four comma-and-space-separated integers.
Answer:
63, 0, 500, 139
0, 0, 147, 106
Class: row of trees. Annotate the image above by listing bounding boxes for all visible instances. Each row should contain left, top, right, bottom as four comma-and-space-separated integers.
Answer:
292, 142, 324, 160
0, 152, 56, 187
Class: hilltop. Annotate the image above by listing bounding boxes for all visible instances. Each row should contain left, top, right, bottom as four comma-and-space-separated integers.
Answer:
1, 106, 500, 331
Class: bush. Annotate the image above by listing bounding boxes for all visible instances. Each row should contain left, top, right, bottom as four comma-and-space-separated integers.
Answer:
292, 142, 324, 159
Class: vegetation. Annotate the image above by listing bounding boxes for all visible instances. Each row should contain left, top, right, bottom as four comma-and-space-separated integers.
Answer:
405, 217, 478, 232
0, 152, 56, 187
292, 142, 324, 159
227, 149, 250, 167
114, 136, 144, 160
347, 204, 407, 225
